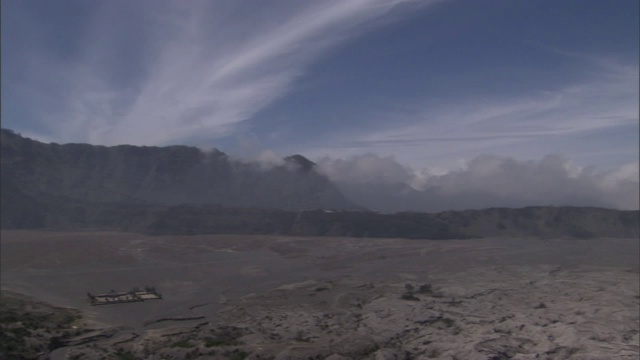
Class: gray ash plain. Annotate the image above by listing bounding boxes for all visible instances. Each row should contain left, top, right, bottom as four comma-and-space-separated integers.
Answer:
1, 230, 638, 359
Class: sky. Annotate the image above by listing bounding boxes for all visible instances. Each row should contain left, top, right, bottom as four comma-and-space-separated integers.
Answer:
2, 0, 639, 210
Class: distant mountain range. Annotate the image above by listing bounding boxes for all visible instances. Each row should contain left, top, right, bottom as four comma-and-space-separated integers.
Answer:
1, 129, 638, 239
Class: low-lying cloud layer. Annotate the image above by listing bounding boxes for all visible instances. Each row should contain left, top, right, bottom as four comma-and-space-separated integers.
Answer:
317, 154, 639, 212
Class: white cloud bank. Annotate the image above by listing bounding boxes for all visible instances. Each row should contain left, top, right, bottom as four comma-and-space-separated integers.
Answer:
318, 154, 639, 212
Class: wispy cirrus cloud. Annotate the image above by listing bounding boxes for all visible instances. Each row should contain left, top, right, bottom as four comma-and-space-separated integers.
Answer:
4, 0, 433, 146
304, 58, 638, 169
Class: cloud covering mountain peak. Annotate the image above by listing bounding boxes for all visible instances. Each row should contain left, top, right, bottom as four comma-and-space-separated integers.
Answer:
318, 153, 639, 212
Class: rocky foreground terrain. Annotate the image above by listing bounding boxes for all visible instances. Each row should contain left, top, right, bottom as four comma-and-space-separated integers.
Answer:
52, 266, 639, 360
1, 231, 638, 359
0, 291, 84, 359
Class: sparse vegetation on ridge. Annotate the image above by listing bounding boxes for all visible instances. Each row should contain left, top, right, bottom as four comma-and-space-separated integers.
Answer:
0, 291, 85, 359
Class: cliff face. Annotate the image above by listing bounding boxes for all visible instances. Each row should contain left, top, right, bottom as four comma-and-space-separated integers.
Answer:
0, 129, 354, 213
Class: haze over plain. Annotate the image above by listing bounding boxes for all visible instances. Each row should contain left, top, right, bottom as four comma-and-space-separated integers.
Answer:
2, 0, 638, 211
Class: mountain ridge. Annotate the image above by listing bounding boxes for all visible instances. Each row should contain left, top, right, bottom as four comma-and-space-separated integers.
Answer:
1, 129, 638, 239
1, 129, 355, 211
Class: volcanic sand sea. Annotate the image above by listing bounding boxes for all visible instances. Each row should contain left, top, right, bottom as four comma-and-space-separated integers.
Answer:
1, 230, 638, 359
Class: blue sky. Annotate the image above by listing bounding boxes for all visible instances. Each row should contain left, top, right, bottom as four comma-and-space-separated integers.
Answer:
2, 0, 638, 206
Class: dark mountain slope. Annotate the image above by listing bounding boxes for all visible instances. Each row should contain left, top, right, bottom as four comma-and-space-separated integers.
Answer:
0, 129, 354, 212
433, 206, 639, 239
